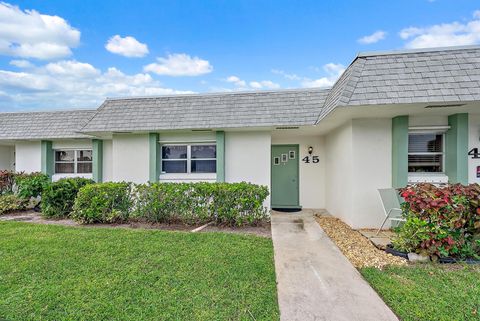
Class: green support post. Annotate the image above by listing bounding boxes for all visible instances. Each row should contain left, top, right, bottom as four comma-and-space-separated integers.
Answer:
149, 133, 160, 182
41, 140, 54, 180
92, 139, 103, 183
446, 113, 468, 185
392, 116, 409, 188
216, 131, 225, 182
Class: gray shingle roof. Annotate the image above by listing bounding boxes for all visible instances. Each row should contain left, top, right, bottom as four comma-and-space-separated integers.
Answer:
318, 46, 480, 121
1, 46, 480, 139
0, 109, 96, 140
80, 88, 330, 133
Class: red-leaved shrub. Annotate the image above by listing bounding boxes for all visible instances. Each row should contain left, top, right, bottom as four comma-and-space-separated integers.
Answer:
393, 183, 480, 259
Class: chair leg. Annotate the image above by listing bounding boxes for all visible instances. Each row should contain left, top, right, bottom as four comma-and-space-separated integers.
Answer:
376, 210, 392, 236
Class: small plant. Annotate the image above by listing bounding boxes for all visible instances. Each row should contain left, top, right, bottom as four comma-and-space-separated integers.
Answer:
0, 170, 17, 195
72, 182, 133, 224
41, 178, 94, 218
15, 172, 50, 200
0, 194, 28, 215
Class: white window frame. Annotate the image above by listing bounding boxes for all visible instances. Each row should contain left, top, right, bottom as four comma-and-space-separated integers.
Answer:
161, 143, 216, 174
407, 131, 445, 174
54, 149, 93, 174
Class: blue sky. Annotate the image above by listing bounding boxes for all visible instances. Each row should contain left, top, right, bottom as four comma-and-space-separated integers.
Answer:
0, 0, 479, 111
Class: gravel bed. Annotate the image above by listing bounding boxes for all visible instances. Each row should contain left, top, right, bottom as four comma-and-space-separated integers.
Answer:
315, 215, 407, 269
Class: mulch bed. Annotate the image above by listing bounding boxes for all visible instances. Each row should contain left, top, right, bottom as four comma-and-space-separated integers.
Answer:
315, 214, 407, 269
0, 210, 271, 238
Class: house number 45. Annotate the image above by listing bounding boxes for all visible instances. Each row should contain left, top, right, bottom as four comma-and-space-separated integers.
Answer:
302, 156, 319, 163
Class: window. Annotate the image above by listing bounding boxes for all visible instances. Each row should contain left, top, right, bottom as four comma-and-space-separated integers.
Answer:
161, 144, 216, 174
408, 133, 444, 173
55, 150, 92, 174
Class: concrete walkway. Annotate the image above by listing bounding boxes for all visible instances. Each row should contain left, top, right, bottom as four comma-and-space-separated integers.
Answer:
271, 210, 398, 321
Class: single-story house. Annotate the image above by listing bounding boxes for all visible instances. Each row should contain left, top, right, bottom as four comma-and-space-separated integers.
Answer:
1, 45, 480, 228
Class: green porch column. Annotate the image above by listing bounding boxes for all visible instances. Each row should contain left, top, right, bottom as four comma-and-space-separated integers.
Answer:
392, 116, 409, 188
446, 113, 468, 185
92, 139, 103, 183
41, 140, 53, 179
216, 131, 225, 182
149, 133, 160, 182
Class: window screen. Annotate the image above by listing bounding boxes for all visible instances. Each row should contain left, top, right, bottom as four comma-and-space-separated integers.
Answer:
408, 133, 444, 173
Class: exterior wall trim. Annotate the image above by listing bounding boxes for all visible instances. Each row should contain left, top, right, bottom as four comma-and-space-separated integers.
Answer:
41, 140, 54, 179
216, 131, 225, 182
392, 116, 409, 188
149, 133, 160, 182
92, 139, 103, 183
446, 113, 469, 184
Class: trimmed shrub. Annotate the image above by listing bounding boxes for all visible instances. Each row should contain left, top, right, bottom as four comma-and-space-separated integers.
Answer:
0, 170, 16, 195
393, 183, 480, 259
133, 182, 269, 226
0, 194, 27, 215
72, 182, 132, 224
41, 178, 94, 218
15, 172, 50, 199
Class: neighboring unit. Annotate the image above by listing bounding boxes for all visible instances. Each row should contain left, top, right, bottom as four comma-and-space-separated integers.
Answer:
1, 46, 480, 228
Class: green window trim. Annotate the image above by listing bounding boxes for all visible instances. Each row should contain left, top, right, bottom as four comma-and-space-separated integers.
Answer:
41, 140, 53, 180
392, 116, 409, 188
446, 113, 468, 185
216, 131, 225, 182
149, 133, 160, 182
92, 139, 103, 183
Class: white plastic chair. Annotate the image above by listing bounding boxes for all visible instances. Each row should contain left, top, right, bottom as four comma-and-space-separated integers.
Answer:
376, 188, 406, 236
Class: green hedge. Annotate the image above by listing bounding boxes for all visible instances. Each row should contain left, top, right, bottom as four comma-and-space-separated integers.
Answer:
133, 182, 269, 226
41, 178, 94, 218
72, 182, 133, 224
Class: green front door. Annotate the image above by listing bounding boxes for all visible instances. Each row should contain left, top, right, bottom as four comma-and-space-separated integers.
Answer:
271, 145, 299, 208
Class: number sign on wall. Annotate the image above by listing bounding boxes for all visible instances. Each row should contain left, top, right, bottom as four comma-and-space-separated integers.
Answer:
302, 156, 319, 164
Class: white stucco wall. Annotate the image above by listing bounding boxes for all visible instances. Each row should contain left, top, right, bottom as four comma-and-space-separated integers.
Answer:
325, 118, 392, 229
325, 121, 354, 225
103, 139, 113, 182
351, 118, 392, 228
15, 141, 41, 173
112, 134, 149, 183
0, 145, 15, 170
468, 113, 480, 184
225, 131, 271, 204
271, 134, 325, 208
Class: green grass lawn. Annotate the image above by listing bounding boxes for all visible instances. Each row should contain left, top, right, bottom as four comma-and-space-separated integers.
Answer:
361, 264, 480, 321
0, 222, 279, 320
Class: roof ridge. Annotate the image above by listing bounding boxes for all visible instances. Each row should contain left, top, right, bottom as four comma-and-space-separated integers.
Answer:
105, 87, 331, 101
357, 45, 480, 58
0, 108, 96, 115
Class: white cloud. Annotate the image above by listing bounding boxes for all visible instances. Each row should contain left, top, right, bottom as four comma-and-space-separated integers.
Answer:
0, 60, 194, 109
9, 59, 33, 68
358, 30, 387, 44
249, 80, 280, 89
271, 69, 301, 81
226, 75, 246, 87
271, 63, 344, 88
400, 11, 480, 48
301, 63, 345, 88
144, 53, 213, 76
224, 75, 280, 90
105, 35, 149, 58
0, 2, 80, 59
